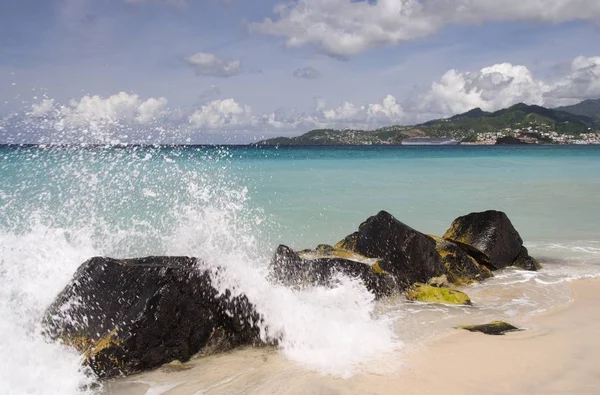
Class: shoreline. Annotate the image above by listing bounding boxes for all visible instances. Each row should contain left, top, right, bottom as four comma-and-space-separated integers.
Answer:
393, 278, 600, 394
104, 278, 600, 395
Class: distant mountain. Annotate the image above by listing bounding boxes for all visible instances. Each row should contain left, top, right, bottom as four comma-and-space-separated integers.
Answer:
256, 100, 600, 146
423, 103, 597, 137
555, 99, 600, 120
255, 127, 428, 146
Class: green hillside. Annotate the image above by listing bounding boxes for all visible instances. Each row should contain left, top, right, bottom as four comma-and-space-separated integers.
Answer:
256, 100, 600, 146
255, 126, 427, 146
423, 103, 597, 137
556, 99, 600, 120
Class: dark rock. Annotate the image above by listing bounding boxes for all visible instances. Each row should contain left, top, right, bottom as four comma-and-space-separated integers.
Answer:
495, 136, 532, 145
512, 246, 542, 271
43, 256, 261, 379
271, 245, 396, 299
429, 235, 493, 284
458, 321, 522, 335
443, 210, 523, 270
354, 211, 446, 288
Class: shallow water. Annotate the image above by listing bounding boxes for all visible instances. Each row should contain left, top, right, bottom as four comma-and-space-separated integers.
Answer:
1, 145, 600, 394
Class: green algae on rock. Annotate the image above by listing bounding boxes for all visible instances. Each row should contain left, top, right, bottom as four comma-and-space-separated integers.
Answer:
458, 321, 522, 335
429, 235, 493, 284
334, 232, 359, 252
406, 283, 472, 305
271, 245, 397, 298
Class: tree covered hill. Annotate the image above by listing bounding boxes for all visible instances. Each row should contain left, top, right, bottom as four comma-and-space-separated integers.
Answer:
556, 99, 600, 120
256, 100, 600, 146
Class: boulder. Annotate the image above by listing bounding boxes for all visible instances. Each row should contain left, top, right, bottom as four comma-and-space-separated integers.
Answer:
271, 245, 396, 298
429, 235, 493, 284
443, 210, 523, 270
512, 246, 542, 271
458, 321, 521, 335
43, 256, 261, 379
406, 283, 472, 305
333, 232, 359, 252
354, 211, 446, 288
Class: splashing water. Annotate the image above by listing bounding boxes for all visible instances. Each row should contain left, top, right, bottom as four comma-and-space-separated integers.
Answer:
0, 145, 400, 394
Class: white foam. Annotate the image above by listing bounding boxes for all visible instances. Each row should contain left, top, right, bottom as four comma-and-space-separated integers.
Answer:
0, 146, 401, 395
0, 225, 100, 395
165, 176, 402, 378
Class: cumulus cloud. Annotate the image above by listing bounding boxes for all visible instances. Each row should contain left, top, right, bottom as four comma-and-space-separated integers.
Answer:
420, 63, 548, 115
58, 92, 168, 126
293, 66, 321, 79
30, 99, 55, 117
547, 56, 600, 106
187, 95, 404, 131
185, 52, 241, 78
320, 94, 404, 125
189, 98, 253, 128
27, 92, 168, 134
419, 55, 600, 116
251, 0, 600, 57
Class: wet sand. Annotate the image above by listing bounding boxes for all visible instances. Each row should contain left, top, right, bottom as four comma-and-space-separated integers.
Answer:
104, 279, 600, 395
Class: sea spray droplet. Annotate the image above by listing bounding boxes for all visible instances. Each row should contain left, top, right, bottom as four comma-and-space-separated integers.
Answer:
0, 145, 402, 393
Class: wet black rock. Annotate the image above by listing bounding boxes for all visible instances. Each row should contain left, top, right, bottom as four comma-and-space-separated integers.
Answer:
354, 211, 446, 288
512, 246, 542, 271
43, 256, 261, 379
443, 210, 523, 270
458, 321, 522, 335
270, 244, 397, 298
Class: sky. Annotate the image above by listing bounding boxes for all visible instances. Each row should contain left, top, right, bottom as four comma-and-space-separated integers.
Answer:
1, 0, 600, 143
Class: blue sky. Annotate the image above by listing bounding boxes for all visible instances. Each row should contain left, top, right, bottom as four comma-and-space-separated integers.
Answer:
1, 0, 600, 143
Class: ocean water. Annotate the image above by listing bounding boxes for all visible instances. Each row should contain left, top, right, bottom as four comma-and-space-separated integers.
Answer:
1, 145, 600, 394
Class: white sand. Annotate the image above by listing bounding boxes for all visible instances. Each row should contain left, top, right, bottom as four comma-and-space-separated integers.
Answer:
104, 279, 600, 395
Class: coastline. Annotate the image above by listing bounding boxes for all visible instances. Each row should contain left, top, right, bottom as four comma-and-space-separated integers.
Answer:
104, 278, 600, 395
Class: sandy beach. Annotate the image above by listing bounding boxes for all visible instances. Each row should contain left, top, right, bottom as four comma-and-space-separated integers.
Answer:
104, 278, 600, 395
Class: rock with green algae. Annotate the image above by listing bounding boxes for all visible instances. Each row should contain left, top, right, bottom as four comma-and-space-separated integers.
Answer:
458, 321, 522, 335
443, 210, 524, 270
44, 256, 262, 379
512, 246, 542, 271
334, 232, 359, 252
428, 235, 493, 284
406, 283, 472, 305
271, 245, 396, 298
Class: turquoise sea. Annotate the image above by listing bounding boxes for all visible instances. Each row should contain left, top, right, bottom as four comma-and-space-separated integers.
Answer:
1, 145, 600, 394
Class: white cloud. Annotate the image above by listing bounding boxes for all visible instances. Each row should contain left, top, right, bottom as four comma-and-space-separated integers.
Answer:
419, 55, 600, 115
293, 66, 321, 79
252, 0, 600, 57
185, 52, 241, 78
189, 98, 254, 128
319, 94, 404, 126
367, 94, 404, 120
187, 95, 404, 131
30, 99, 55, 117
547, 56, 600, 106
420, 63, 549, 115
136, 97, 170, 123
42, 92, 168, 128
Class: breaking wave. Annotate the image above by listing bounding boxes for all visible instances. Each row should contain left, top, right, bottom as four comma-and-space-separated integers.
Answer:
0, 145, 400, 395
